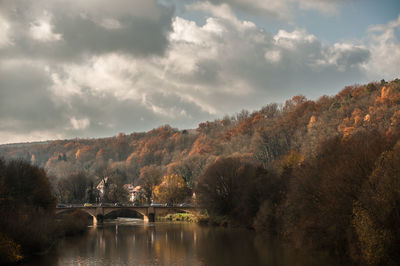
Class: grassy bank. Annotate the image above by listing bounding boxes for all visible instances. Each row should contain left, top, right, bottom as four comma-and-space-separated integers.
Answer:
157, 212, 210, 224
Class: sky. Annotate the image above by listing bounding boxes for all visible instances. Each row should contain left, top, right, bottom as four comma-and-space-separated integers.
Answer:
0, 0, 399, 144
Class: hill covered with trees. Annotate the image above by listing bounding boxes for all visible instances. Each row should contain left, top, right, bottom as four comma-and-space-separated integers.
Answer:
1, 79, 400, 264
1, 79, 398, 184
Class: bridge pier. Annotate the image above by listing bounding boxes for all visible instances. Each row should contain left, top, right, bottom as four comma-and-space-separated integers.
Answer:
92, 214, 104, 225
148, 213, 155, 222
147, 207, 155, 222
96, 214, 104, 223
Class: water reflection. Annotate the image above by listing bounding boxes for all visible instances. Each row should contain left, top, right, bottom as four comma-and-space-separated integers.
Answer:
27, 219, 336, 266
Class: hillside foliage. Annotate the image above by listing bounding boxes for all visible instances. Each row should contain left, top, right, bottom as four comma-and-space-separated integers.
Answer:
1, 80, 399, 187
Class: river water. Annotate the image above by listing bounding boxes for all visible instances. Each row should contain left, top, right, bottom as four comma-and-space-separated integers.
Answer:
27, 218, 336, 266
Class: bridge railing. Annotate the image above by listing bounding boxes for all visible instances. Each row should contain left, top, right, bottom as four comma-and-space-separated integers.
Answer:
56, 203, 197, 209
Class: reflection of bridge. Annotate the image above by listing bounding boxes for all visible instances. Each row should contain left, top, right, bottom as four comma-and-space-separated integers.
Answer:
56, 205, 199, 223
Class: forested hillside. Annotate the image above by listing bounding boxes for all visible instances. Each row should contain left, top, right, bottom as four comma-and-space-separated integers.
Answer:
1, 79, 399, 183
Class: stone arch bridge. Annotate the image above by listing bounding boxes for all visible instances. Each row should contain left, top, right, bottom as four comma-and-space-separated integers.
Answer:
56, 205, 199, 224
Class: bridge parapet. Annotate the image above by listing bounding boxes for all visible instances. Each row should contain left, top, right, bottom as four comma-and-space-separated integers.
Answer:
55, 206, 200, 223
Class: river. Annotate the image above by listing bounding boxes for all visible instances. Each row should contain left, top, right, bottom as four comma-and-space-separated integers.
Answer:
26, 218, 336, 266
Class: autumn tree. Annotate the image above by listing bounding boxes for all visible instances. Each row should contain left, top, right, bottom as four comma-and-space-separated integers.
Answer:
282, 131, 392, 260
166, 155, 209, 189
138, 165, 162, 203
55, 172, 90, 204
253, 150, 304, 237
103, 168, 129, 203
1, 159, 56, 210
114, 133, 130, 161
153, 174, 191, 204
0, 158, 57, 261
252, 129, 290, 167
196, 157, 273, 226
353, 141, 400, 265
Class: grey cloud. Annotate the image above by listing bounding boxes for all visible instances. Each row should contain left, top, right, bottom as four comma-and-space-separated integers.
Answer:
334, 47, 370, 67
203, 0, 289, 18
0, 0, 174, 61
0, 62, 66, 133
0, 1, 381, 145
55, 89, 212, 139
196, 0, 354, 18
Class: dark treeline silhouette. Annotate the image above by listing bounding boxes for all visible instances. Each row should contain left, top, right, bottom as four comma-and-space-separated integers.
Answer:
0, 159, 56, 263
1, 79, 400, 264
0, 159, 89, 264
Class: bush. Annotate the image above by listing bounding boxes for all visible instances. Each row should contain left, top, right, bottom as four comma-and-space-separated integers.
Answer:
0, 234, 23, 264
58, 211, 90, 236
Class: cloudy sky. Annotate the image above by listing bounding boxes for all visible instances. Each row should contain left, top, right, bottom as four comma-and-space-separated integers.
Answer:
0, 0, 399, 144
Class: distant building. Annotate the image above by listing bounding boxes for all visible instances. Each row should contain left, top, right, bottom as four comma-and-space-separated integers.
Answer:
123, 184, 135, 202
96, 177, 109, 200
123, 184, 145, 202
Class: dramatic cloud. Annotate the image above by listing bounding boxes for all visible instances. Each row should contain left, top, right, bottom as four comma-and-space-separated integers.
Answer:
44, 3, 370, 123
165, 3, 370, 104
0, 1, 398, 144
0, 0, 174, 61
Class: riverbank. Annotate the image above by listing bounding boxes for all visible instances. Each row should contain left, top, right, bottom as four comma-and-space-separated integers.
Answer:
156, 212, 235, 228
157, 212, 210, 224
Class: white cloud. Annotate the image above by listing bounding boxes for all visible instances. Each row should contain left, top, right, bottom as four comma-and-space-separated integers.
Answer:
187, 2, 257, 30
0, 130, 66, 145
265, 50, 281, 63
29, 12, 62, 42
365, 15, 400, 80
50, 72, 82, 99
99, 18, 122, 29
69, 117, 90, 130
0, 15, 12, 48
273, 29, 317, 49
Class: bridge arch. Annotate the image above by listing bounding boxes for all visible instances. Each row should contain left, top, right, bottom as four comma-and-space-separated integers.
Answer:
102, 208, 145, 219
56, 207, 99, 224
56, 207, 151, 223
